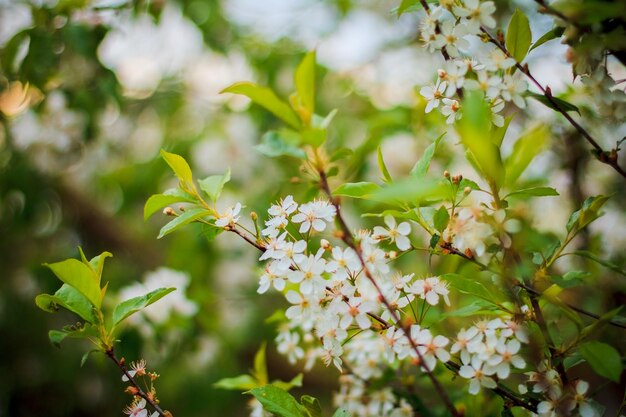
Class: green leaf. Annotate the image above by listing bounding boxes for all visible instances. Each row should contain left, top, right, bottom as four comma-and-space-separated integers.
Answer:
36, 285, 97, 323
551, 271, 590, 288
271, 374, 303, 391
567, 195, 610, 233
111, 287, 175, 326
248, 385, 309, 417
410, 132, 445, 177
80, 349, 99, 367
491, 116, 513, 147
300, 128, 326, 147
579, 341, 623, 382
527, 92, 580, 115
253, 343, 269, 386
506, 9, 532, 63
214, 374, 258, 391
571, 250, 626, 276
377, 147, 392, 183
157, 207, 213, 239
160, 150, 194, 187
88, 251, 112, 286
505, 125, 549, 186
294, 50, 316, 118
458, 91, 504, 188
199, 169, 231, 203
580, 306, 623, 342
442, 273, 500, 305
530, 26, 565, 52
44, 259, 101, 309
505, 187, 559, 199
255, 131, 306, 159
221, 82, 301, 129
333, 182, 380, 199
370, 178, 447, 206
332, 409, 351, 417
433, 205, 450, 232
144, 190, 196, 221
49, 330, 69, 347
301, 396, 322, 417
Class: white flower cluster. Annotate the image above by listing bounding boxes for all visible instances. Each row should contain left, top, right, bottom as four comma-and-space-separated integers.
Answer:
454, 317, 529, 394
521, 362, 600, 417
219, 194, 536, 414
419, 0, 528, 125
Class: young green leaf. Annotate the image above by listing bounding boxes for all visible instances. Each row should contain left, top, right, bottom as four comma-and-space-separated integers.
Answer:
458, 91, 504, 188
333, 182, 380, 199
255, 131, 307, 159
527, 92, 580, 115
332, 408, 351, 417
48, 330, 69, 347
36, 285, 97, 324
371, 178, 447, 206
491, 116, 513, 147
253, 343, 269, 386
199, 169, 231, 203
506, 9, 532, 63
144, 190, 196, 221
294, 50, 316, 118
271, 374, 304, 391
410, 132, 445, 177
566, 195, 610, 233
300, 396, 322, 417
221, 82, 301, 129
571, 250, 626, 276
88, 251, 112, 285
300, 128, 326, 147
377, 147, 393, 183
505, 187, 559, 199
505, 125, 549, 186
160, 150, 194, 187
579, 341, 623, 382
43, 259, 102, 309
433, 205, 450, 232
248, 385, 309, 417
111, 287, 175, 326
529, 26, 565, 52
157, 207, 213, 239
214, 374, 258, 391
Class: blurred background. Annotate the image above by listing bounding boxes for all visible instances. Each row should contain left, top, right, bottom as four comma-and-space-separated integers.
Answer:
0, 0, 624, 416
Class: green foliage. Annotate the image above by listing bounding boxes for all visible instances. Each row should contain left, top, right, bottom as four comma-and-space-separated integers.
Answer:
527, 92, 580, 115
579, 341, 623, 382
458, 91, 504, 189
157, 208, 214, 239
530, 26, 565, 52
37, 249, 174, 352
221, 82, 302, 129
161, 149, 195, 190
111, 287, 176, 327
566, 195, 610, 233
410, 132, 445, 177
199, 169, 232, 203
504, 125, 549, 186
293, 50, 317, 124
506, 9, 532, 63
144, 189, 196, 220
377, 147, 393, 183
247, 385, 350, 417
505, 187, 559, 199
255, 131, 308, 159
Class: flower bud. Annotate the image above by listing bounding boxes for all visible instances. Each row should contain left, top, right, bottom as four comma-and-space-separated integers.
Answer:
387, 251, 397, 259
163, 207, 175, 216
444, 170, 450, 178
320, 239, 331, 250
125, 386, 139, 395
250, 211, 258, 221
464, 186, 471, 195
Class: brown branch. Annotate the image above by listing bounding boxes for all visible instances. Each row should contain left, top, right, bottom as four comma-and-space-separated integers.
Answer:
105, 348, 169, 417
445, 361, 538, 413
317, 169, 462, 417
519, 284, 626, 331
479, 27, 626, 179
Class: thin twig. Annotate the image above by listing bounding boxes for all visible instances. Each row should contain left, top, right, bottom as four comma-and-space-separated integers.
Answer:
318, 169, 462, 417
105, 348, 169, 417
479, 27, 626, 179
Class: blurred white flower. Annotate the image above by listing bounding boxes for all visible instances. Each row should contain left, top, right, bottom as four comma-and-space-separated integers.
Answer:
98, 5, 203, 97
